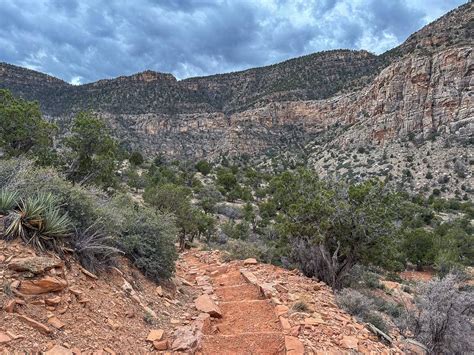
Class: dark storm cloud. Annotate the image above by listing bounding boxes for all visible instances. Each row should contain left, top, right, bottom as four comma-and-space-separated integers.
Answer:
0, 0, 467, 84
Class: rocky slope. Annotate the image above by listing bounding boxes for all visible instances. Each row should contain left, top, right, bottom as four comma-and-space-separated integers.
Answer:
2, 236, 416, 354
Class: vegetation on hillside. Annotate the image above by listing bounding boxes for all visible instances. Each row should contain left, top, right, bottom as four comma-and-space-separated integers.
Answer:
0, 90, 472, 352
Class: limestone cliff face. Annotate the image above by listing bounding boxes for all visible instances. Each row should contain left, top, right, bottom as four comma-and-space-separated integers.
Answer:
0, 2, 472, 159
94, 46, 472, 158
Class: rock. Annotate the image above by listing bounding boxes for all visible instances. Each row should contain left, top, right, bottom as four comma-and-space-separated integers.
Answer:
79, 266, 98, 280
194, 313, 211, 333
341, 335, 359, 349
260, 282, 276, 298
18, 276, 67, 295
304, 316, 324, 326
45, 296, 62, 306
153, 340, 168, 351
240, 269, 259, 286
107, 319, 121, 330
8, 256, 63, 274
0, 332, 12, 344
285, 336, 305, 355
171, 326, 201, 351
44, 345, 73, 355
103, 347, 116, 355
48, 316, 65, 330
243, 258, 257, 265
402, 339, 428, 355
194, 294, 222, 318
4, 299, 17, 313
280, 316, 291, 331
10, 280, 20, 289
146, 329, 164, 342
155, 286, 163, 297
69, 287, 83, 297
17, 314, 52, 334
275, 304, 289, 316
275, 283, 288, 293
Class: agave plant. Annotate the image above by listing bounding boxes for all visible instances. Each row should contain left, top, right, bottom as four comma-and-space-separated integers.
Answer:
5, 193, 71, 251
0, 189, 18, 215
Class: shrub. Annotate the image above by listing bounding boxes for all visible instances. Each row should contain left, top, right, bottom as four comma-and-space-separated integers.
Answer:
195, 160, 211, 175
403, 229, 435, 269
0, 189, 18, 215
71, 221, 122, 273
400, 273, 474, 353
336, 288, 374, 317
218, 239, 273, 263
5, 193, 72, 252
336, 289, 389, 333
129, 151, 144, 166
216, 203, 243, 220
292, 300, 310, 312
116, 201, 178, 281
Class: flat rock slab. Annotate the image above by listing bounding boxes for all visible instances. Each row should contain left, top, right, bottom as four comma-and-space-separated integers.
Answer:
194, 294, 222, 318
18, 276, 67, 295
285, 335, 305, 355
8, 256, 63, 274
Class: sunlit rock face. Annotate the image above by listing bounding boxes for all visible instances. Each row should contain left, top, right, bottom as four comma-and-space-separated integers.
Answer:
0, 3, 472, 159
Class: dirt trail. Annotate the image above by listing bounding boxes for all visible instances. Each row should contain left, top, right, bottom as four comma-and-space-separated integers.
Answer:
181, 252, 287, 355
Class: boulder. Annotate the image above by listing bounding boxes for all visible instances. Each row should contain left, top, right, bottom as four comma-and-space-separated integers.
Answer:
18, 276, 67, 295
285, 336, 305, 355
171, 326, 201, 351
147, 329, 164, 342
153, 340, 168, 351
194, 294, 222, 318
8, 256, 63, 274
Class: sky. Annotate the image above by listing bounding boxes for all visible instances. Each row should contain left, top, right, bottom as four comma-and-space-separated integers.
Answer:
0, 0, 467, 84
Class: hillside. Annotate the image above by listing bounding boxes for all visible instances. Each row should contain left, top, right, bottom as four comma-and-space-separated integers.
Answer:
0, 2, 472, 197
0, 3, 472, 148
1, 239, 410, 353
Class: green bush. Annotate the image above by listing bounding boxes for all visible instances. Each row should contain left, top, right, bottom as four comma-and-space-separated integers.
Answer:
195, 160, 212, 175
5, 193, 72, 252
116, 203, 178, 281
0, 159, 178, 278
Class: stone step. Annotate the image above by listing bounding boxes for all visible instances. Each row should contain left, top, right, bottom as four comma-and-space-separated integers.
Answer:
200, 333, 285, 355
211, 269, 247, 287
211, 300, 282, 335
215, 284, 263, 302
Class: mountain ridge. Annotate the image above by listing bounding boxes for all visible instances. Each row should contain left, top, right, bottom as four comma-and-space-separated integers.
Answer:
0, 1, 472, 163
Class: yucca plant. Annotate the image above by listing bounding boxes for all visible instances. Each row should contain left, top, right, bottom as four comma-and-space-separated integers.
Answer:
71, 221, 121, 272
0, 189, 18, 215
5, 193, 71, 251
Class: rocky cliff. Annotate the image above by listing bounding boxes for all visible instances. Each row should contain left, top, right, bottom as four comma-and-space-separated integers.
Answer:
0, 2, 472, 159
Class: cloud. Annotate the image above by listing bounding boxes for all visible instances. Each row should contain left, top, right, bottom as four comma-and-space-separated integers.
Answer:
0, 0, 466, 83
